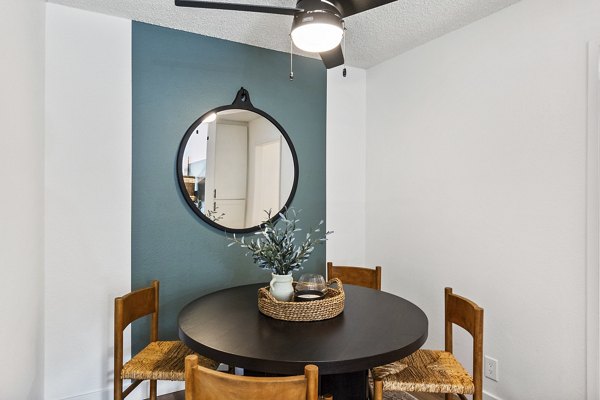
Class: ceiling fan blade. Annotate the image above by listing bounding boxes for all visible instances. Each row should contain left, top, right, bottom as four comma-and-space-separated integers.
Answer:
320, 45, 344, 69
175, 0, 300, 16
331, 0, 396, 17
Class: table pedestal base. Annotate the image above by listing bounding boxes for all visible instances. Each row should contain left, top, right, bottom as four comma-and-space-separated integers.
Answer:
320, 370, 368, 400
245, 369, 369, 400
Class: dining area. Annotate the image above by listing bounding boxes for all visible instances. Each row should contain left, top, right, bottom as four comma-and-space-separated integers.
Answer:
7, 1, 599, 399
115, 261, 483, 400
5, 1, 597, 398
112, 82, 487, 400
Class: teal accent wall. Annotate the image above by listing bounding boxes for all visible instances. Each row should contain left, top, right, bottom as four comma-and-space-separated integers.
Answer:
132, 22, 327, 351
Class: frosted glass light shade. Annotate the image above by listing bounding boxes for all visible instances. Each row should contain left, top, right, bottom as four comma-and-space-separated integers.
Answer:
291, 22, 343, 53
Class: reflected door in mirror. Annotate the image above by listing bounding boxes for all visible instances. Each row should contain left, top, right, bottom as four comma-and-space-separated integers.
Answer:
179, 107, 297, 232
205, 121, 248, 228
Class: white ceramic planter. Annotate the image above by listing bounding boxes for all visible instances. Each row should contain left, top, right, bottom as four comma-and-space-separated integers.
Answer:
269, 272, 294, 301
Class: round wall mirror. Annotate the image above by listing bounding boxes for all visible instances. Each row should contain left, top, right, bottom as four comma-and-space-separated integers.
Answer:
176, 88, 299, 233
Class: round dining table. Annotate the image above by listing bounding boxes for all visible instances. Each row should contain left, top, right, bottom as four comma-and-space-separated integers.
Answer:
178, 283, 428, 400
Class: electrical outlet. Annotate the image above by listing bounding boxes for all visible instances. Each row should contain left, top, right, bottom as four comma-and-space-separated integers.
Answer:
484, 356, 499, 381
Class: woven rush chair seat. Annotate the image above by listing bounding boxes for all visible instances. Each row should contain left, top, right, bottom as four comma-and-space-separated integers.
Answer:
371, 349, 474, 396
122, 341, 219, 381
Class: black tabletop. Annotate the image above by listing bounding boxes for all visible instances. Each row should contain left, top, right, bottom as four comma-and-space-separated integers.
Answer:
178, 283, 428, 375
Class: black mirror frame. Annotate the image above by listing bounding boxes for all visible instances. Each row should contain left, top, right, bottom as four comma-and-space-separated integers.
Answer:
176, 87, 300, 234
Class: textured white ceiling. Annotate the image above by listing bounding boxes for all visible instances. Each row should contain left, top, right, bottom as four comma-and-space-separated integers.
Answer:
48, 0, 519, 68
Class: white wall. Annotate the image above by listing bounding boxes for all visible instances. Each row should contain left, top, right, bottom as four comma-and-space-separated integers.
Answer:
0, 0, 46, 398
45, 4, 132, 399
326, 66, 367, 265
362, 0, 600, 398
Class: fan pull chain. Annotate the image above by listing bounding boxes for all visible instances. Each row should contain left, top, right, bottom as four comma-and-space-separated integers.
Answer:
342, 21, 347, 78
289, 35, 294, 81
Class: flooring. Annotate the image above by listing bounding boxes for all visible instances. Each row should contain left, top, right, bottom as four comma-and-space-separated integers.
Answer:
154, 390, 454, 400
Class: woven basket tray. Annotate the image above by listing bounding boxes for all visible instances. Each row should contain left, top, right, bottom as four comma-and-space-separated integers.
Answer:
257, 278, 345, 322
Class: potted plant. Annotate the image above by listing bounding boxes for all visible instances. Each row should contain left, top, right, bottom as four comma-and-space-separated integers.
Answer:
228, 208, 332, 301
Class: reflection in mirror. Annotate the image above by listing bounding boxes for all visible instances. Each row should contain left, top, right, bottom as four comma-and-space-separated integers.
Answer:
180, 109, 296, 230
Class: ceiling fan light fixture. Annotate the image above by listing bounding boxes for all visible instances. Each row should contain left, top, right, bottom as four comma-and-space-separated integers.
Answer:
291, 11, 343, 53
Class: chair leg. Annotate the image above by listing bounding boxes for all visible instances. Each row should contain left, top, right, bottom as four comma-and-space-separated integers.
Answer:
114, 378, 122, 400
149, 380, 157, 400
373, 379, 383, 400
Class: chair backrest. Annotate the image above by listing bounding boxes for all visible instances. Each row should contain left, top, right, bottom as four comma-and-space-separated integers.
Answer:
444, 287, 484, 400
185, 355, 319, 400
326, 262, 381, 290
114, 280, 160, 393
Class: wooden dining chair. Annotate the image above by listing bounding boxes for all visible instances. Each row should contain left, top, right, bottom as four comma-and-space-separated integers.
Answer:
371, 288, 483, 400
326, 261, 382, 290
184, 355, 320, 400
114, 280, 219, 400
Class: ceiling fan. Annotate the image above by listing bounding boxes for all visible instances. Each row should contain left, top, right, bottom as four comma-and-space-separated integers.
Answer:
175, 0, 397, 69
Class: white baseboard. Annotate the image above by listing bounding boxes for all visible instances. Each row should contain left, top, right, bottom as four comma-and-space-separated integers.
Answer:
484, 390, 502, 400
59, 388, 108, 400
60, 381, 185, 400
